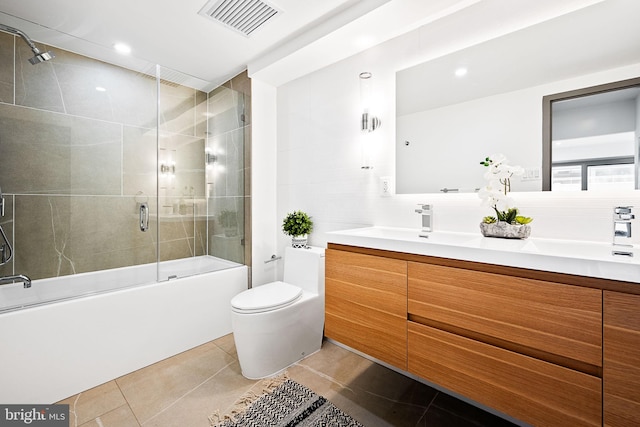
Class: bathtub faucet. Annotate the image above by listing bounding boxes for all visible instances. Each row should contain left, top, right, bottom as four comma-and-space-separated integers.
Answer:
0, 274, 31, 288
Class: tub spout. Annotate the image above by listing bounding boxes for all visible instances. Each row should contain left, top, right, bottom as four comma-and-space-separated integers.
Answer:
0, 274, 31, 288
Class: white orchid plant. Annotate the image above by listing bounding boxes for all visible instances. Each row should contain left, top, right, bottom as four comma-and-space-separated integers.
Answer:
478, 154, 532, 225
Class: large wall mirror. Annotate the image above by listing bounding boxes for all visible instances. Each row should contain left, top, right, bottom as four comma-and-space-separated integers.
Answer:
396, 0, 640, 194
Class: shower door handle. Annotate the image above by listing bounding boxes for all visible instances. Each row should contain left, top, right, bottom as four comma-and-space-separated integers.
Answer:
139, 203, 149, 232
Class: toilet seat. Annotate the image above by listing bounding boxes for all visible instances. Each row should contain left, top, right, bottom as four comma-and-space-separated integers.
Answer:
231, 281, 303, 314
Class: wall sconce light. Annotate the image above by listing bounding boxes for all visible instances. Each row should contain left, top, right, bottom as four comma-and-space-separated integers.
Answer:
205, 152, 217, 165
160, 162, 175, 175
359, 72, 381, 133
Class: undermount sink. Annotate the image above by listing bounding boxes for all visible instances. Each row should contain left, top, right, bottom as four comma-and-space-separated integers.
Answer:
327, 226, 480, 245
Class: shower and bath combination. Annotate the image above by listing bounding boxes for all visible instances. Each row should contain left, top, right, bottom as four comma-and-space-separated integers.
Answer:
0, 23, 55, 64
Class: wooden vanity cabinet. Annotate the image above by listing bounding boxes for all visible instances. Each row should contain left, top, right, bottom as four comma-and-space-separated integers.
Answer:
604, 291, 640, 426
324, 248, 408, 369
408, 261, 603, 369
407, 261, 603, 427
325, 244, 640, 426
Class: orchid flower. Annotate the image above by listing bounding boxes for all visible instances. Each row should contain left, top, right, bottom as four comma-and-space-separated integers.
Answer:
479, 154, 528, 224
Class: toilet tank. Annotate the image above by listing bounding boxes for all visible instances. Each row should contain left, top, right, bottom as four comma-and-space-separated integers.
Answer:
283, 246, 325, 294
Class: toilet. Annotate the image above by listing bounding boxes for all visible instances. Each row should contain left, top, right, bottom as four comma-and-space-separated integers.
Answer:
230, 246, 325, 379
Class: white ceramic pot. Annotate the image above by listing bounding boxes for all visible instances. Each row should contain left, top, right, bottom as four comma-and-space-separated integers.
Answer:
291, 234, 308, 248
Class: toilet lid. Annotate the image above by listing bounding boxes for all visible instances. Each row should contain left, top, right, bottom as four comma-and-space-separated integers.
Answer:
231, 281, 303, 314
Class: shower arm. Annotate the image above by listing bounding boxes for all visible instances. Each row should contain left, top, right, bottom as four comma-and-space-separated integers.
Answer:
0, 23, 54, 64
0, 23, 41, 52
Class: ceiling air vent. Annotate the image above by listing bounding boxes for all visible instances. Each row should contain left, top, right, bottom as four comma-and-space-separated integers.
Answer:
199, 0, 280, 37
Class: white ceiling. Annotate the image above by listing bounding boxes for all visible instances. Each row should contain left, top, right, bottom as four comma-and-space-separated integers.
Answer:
0, 0, 632, 91
0, 0, 393, 89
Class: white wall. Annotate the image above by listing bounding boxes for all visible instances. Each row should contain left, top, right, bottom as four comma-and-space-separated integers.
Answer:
250, 80, 279, 286
251, 16, 640, 284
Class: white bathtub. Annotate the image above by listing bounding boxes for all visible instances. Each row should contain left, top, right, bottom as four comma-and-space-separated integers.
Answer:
0, 256, 248, 404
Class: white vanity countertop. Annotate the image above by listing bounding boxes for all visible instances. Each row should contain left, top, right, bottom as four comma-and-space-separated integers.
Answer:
326, 226, 640, 284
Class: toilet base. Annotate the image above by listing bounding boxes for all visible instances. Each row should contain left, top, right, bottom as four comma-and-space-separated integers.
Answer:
231, 293, 324, 379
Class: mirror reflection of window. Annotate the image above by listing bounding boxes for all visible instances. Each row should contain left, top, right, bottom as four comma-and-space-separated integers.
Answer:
549, 85, 640, 191
552, 165, 582, 191
588, 164, 635, 190
552, 161, 635, 191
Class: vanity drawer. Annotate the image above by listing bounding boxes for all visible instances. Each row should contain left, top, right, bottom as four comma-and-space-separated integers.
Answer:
408, 261, 602, 368
408, 321, 602, 427
325, 249, 407, 369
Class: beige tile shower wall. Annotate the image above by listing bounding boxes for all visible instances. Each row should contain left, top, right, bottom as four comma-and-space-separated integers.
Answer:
13, 196, 158, 277
0, 103, 122, 195
0, 33, 14, 103
0, 31, 208, 280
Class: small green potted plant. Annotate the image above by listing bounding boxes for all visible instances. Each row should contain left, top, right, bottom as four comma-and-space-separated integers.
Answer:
282, 210, 313, 248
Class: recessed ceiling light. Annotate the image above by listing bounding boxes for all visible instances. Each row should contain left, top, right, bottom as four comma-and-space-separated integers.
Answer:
114, 43, 131, 55
95, 86, 106, 92
354, 35, 376, 49
455, 67, 468, 77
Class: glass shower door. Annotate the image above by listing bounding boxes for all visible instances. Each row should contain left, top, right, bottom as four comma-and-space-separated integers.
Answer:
156, 66, 246, 282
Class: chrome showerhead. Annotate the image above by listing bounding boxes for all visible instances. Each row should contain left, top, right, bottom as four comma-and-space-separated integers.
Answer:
0, 23, 55, 65
28, 47, 55, 64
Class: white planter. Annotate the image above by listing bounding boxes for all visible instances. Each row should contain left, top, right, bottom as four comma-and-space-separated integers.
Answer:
291, 234, 308, 248
480, 221, 531, 239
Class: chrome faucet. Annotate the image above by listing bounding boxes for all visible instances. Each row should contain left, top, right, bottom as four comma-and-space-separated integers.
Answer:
415, 204, 433, 237
613, 206, 634, 247
0, 274, 31, 288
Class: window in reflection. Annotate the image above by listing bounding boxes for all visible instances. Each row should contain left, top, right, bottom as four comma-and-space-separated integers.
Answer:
588, 163, 634, 190
552, 161, 634, 191
552, 165, 582, 191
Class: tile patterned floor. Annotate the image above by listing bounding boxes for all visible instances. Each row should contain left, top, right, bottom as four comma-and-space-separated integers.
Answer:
57, 335, 517, 427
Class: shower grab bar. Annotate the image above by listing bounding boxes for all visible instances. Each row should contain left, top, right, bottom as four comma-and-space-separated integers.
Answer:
0, 274, 31, 288
139, 203, 149, 232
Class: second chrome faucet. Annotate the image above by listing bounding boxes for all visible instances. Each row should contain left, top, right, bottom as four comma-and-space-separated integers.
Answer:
613, 206, 634, 246
415, 204, 433, 237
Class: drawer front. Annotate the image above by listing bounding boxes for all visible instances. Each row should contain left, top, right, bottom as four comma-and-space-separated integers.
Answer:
604, 291, 640, 427
325, 249, 407, 369
408, 321, 602, 427
408, 261, 602, 367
